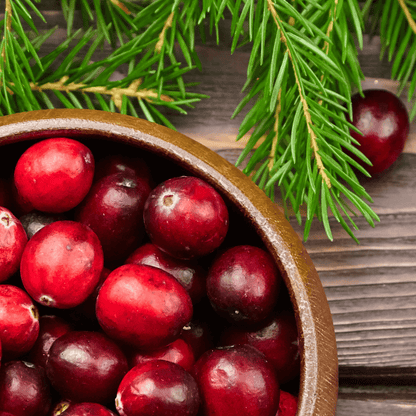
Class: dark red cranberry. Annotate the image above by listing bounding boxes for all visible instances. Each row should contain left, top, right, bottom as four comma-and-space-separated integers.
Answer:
0, 285, 39, 360
0, 360, 52, 416
19, 211, 67, 239
13, 138, 95, 213
206, 245, 281, 325
46, 330, 128, 405
96, 264, 193, 350
116, 360, 200, 416
192, 344, 280, 416
275, 390, 298, 416
348, 89, 410, 175
25, 315, 72, 369
220, 310, 300, 385
53, 402, 117, 416
180, 319, 214, 360
0, 207, 28, 283
20, 220, 104, 309
125, 242, 206, 303
75, 171, 152, 265
143, 176, 229, 259
128, 338, 195, 372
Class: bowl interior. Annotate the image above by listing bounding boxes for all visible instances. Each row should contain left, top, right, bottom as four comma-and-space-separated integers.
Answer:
0, 109, 338, 416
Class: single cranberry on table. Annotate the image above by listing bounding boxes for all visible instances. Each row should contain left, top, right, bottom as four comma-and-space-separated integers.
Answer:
116, 360, 200, 416
52, 402, 117, 416
192, 344, 280, 416
13, 137, 95, 213
0, 285, 39, 360
0, 207, 28, 283
25, 315, 72, 369
143, 176, 229, 260
127, 337, 195, 372
206, 245, 282, 325
0, 360, 52, 416
125, 242, 207, 304
46, 330, 129, 405
96, 263, 193, 351
75, 170, 152, 265
20, 220, 104, 309
348, 89, 410, 175
220, 309, 300, 385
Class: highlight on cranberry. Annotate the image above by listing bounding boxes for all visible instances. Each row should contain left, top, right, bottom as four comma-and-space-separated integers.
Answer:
348, 89, 410, 175
0, 135, 301, 416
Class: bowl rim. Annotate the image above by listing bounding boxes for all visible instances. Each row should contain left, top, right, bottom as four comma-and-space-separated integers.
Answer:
0, 108, 338, 416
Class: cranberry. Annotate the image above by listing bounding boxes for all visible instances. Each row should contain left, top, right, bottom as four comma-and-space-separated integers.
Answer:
0, 207, 28, 283
125, 242, 206, 303
75, 171, 152, 265
19, 211, 67, 239
193, 344, 280, 416
128, 338, 195, 372
25, 315, 72, 369
275, 390, 298, 416
52, 402, 117, 416
180, 319, 214, 360
20, 220, 104, 309
116, 360, 200, 416
0, 360, 52, 416
13, 138, 95, 213
220, 310, 300, 385
46, 330, 128, 404
96, 264, 193, 350
143, 176, 229, 259
0, 285, 39, 360
206, 245, 282, 325
348, 89, 410, 175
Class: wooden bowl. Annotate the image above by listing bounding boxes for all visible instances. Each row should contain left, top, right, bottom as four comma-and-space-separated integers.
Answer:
0, 109, 338, 416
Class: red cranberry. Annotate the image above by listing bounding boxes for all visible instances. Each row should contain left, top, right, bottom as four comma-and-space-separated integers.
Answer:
192, 344, 280, 416
53, 402, 117, 416
0, 285, 39, 360
275, 390, 298, 416
180, 319, 214, 360
206, 245, 281, 325
25, 315, 72, 369
116, 360, 200, 416
143, 176, 229, 259
13, 138, 95, 213
220, 310, 300, 385
0, 360, 52, 416
0, 207, 28, 283
348, 89, 410, 175
125, 242, 206, 303
46, 330, 128, 404
19, 211, 67, 239
20, 220, 104, 309
75, 171, 152, 265
96, 264, 193, 350
128, 338, 195, 372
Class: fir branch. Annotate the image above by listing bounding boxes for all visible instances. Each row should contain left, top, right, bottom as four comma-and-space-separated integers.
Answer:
398, 0, 416, 33
155, 11, 174, 53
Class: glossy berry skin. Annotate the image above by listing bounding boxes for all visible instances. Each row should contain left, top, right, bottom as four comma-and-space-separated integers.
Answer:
13, 138, 95, 213
206, 245, 281, 325
116, 360, 200, 416
192, 344, 280, 416
96, 264, 193, 350
143, 176, 229, 259
0, 360, 52, 416
128, 338, 195, 372
46, 330, 128, 405
125, 242, 206, 303
0, 207, 28, 283
275, 390, 298, 416
19, 211, 67, 240
25, 315, 72, 369
20, 220, 104, 309
53, 402, 117, 416
75, 171, 152, 265
0, 285, 39, 360
220, 310, 300, 385
349, 89, 410, 175
180, 319, 214, 361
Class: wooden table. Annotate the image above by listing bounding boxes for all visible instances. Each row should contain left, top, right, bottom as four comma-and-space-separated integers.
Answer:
7, 5, 416, 414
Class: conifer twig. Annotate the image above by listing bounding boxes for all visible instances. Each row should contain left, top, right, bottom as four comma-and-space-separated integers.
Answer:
155, 12, 174, 53
397, 0, 416, 33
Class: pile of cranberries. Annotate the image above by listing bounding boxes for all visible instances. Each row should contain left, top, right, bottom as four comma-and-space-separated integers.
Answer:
0, 137, 300, 416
